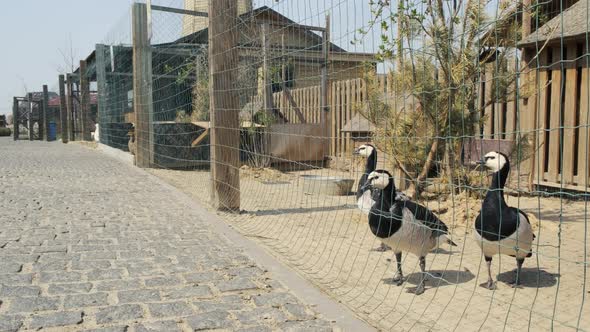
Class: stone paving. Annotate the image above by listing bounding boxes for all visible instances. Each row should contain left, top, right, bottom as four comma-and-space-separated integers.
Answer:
0, 138, 333, 331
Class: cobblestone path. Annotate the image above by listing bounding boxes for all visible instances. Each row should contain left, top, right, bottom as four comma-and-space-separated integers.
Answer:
0, 139, 333, 331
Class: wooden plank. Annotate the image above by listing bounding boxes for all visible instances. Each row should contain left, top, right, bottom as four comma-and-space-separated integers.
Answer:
261, 23, 274, 117
79, 60, 92, 141
477, 72, 485, 137
150, 4, 208, 17
331, 82, 336, 156
346, 79, 353, 154
547, 47, 563, 182
28, 93, 34, 141
12, 97, 18, 140
577, 67, 590, 186
208, 0, 240, 210
505, 99, 516, 141
41, 85, 48, 141
536, 59, 550, 182
58, 75, 68, 143
132, 3, 155, 168
321, 15, 330, 159
494, 101, 503, 139
335, 81, 341, 156
562, 44, 578, 184
191, 128, 209, 147
66, 74, 75, 141
484, 68, 494, 138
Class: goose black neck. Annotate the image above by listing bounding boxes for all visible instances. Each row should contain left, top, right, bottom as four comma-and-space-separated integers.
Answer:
485, 163, 510, 202
377, 181, 397, 208
364, 150, 377, 174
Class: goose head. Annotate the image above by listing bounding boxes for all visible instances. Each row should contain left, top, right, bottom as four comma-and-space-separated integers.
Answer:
353, 144, 375, 158
477, 151, 509, 173
366, 170, 394, 191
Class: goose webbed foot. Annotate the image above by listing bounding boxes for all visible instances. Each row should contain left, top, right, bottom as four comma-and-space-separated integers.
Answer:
392, 273, 405, 286
407, 256, 426, 295
480, 279, 497, 290
372, 243, 391, 252
407, 280, 425, 295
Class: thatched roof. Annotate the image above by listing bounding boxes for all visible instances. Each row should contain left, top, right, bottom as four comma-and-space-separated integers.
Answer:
519, 0, 590, 47
340, 113, 374, 133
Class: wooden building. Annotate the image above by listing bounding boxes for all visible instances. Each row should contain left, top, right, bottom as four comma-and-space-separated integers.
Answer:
518, 0, 590, 191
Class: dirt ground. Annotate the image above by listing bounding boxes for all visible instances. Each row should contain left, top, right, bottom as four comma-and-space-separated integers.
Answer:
148, 165, 590, 332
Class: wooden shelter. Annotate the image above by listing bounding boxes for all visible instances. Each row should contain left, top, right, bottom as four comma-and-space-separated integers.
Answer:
518, 0, 590, 190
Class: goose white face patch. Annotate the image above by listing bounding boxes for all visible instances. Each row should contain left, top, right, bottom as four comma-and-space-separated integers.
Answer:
368, 171, 391, 189
483, 151, 507, 172
356, 144, 374, 158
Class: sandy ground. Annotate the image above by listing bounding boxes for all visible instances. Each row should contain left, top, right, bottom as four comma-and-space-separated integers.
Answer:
148, 165, 590, 332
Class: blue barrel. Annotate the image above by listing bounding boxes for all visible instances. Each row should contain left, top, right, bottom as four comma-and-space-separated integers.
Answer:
48, 122, 57, 141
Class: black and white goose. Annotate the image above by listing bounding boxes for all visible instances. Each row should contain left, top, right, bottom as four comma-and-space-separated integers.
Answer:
354, 144, 409, 252
354, 144, 410, 213
474, 151, 535, 289
366, 170, 457, 295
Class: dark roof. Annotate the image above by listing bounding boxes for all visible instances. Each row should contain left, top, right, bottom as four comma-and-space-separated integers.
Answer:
175, 6, 346, 52
519, 0, 589, 47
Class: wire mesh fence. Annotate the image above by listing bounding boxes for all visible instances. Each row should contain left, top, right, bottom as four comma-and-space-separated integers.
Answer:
49, 0, 590, 330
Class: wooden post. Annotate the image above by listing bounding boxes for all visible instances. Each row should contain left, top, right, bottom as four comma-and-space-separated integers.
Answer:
28, 93, 34, 141
208, 0, 241, 211
58, 75, 68, 143
42, 85, 49, 141
12, 97, 19, 140
261, 23, 273, 115
132, 2, 154, 168
80, 60, 92, 141
96, 44, 107, 145
66, 74, 75, 141
321, 14, 330, 160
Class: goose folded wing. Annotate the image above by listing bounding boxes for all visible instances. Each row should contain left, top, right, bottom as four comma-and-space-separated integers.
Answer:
400, 200, 450, 235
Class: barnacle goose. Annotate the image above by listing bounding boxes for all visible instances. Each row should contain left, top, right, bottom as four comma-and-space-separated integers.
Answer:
366, 170, 457, 295
474, 151, 535, 289
354, 144, 409, 252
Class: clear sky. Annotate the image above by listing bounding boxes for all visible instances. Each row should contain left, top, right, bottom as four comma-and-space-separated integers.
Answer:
0, 0, 388, 116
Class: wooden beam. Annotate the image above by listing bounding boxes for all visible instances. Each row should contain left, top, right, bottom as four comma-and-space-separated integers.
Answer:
547, 47, 563, 182
132, 3, 155, 168
191, 128, 209, 147
12, 97, 18, 140
208, 0, 240, 211
261, 23, 274, 117
42, 85, 49, 141
80, 60, 92, 141
577, 66, 590, 186
151, 4, 207, 17
321, 14, 330, 160
66, 74, 75, 141
562, 44, 578, 184
58, 75, 68, 143
28, 93, 34, 141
